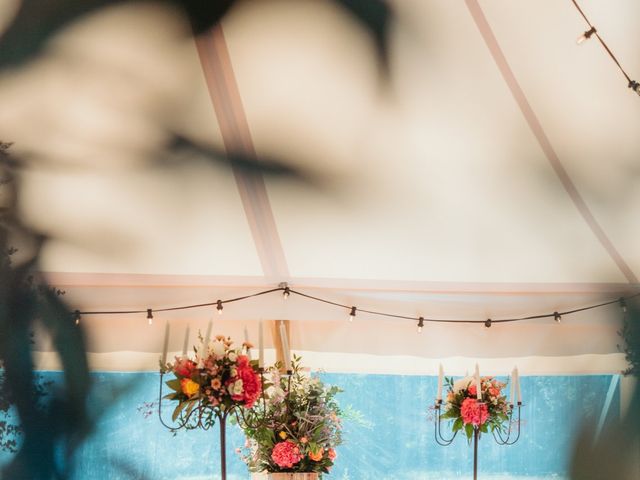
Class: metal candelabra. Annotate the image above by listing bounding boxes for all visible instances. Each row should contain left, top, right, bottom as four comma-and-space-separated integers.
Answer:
158, 368, 292, 480
433, 399, 524, 480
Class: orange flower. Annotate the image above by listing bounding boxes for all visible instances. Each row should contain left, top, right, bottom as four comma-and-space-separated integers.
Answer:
308, 449, 323, 462
181, 378, 200, 397
328, 448, 337, 460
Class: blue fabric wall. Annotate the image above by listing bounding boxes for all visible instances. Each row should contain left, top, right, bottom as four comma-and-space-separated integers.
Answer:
0, 372, 619, 479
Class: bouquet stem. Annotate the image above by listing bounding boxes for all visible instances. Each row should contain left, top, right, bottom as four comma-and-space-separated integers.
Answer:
219, 412, 227, 480
473, 427, 479, 480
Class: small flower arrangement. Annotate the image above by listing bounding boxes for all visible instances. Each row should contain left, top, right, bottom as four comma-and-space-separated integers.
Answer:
239, 356, 343, 476
161, 334, 261, 425
439, 376, 509, 439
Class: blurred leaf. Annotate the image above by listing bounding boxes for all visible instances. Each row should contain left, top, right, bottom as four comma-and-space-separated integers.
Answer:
0, 0, 237, 68
333, 0, 392, 75
571, 302, 640, 478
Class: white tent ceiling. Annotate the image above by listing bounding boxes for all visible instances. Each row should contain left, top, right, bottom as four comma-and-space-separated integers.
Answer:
1, 0, 638, 374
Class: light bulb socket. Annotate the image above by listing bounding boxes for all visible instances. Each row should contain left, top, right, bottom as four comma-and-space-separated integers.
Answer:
217, 300, 223, 314
629, 80, 640, 96
484, 318, 492, 328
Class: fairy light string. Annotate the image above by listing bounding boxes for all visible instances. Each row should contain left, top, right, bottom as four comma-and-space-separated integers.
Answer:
571, 0, 639, 95
72, 285, 640, 328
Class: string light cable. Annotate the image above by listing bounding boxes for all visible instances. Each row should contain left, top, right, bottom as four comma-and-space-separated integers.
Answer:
70, 285, 640, 328
571, 0, 639, 96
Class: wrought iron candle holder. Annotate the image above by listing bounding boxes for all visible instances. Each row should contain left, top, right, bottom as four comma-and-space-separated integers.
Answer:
433, 399, 524, 480
158, 367, 292, 480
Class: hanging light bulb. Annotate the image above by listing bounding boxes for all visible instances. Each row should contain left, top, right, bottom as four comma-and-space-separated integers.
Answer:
629, 80, 640, 96
217, 300, 224, 315
576, 26, 597, 44
619, 297, 628, 314
417, 317, 424, 334
484, 318, 492, 328
147, 308, 154, 325
283, 286, 291, 300
349, 306, 356, 322
554, 312, 561, 324
74, 310, 81, 326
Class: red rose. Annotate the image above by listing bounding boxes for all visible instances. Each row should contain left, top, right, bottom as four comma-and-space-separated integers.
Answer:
174, 359, 196, 378
237, 361, 261, 408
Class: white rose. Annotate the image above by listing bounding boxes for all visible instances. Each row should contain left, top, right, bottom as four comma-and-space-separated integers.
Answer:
228, 352, 237, 362
230, 368, 238, 377
212, 340, 226, 356
228, 379, 243, 396
453, 376, 474, 393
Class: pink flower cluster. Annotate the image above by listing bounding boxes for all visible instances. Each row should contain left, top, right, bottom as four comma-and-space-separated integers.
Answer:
460, 398, 489, 426
271, 440, 303, 468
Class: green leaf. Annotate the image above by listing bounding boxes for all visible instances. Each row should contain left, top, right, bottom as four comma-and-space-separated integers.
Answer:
452, 417, 464, 433
464, 423, 474, 439
184, 399, 198, 419
166, 378, 181, 392
172, 401, 188, 422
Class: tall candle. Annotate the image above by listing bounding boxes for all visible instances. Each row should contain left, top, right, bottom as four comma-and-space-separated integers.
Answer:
182, 325, 190, 356
279, 321, 292, 372
258, 319, 264, 369
244, 326, 252, 360
161, 322, 170, 365
203, 319, 212, 352
509, 367, 516, 405
436, 364, 444, 401
474, 363, 482, 401
515, 367, 522, 404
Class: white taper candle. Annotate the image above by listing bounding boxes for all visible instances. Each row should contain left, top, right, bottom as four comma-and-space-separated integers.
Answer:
203, 319, 212, 353
258, 319, 264, 369
161, 322, 170, 365
182, 325, 190, 356
509, 367, 516, 405
244, 326, 252, 360
474, 363, 482, 401
279, 321, 292, 371
436, 364, 444, 401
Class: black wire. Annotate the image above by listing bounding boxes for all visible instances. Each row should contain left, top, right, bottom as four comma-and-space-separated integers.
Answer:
74, 286, 640, 326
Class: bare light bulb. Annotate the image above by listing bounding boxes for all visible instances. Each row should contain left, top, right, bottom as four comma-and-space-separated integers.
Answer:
417, 317, 424, 334
576, 26, 596, 45
147, 308, 153, 325
349, 306, 356, 322
217, 300, 223, 315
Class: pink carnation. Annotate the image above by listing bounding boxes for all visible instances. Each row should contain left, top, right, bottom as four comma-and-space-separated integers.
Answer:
460, 398, 489, 426
271, 441, 303, 468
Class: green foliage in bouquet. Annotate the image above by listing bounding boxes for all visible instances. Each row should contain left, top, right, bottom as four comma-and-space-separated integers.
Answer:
439, 376, 510, 440
161, 334, 262, 429
239, 356, 343, 475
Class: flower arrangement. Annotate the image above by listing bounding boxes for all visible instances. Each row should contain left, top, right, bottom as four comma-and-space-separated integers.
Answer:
161, 334, 262, 425
439, 375, 509, 439
239, 356, 343, 476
